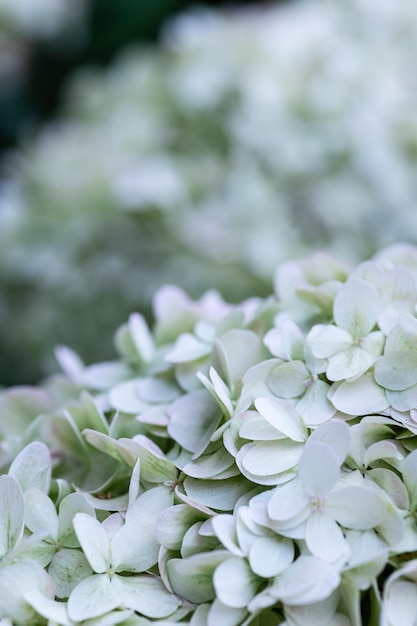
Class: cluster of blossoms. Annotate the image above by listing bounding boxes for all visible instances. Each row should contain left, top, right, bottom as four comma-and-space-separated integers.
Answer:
2, 243, 417, 624
2, 0, 417, 380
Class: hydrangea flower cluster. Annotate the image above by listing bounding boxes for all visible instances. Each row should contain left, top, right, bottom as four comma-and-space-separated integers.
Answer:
2, 243, 417, 625
2, 0, 417, 381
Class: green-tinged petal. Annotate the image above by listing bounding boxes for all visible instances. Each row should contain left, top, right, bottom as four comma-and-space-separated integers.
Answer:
67, 575, 119, 622
156, 504, 208, 552
182, 446, 234, 480
112, 486, 173, 573
181, 520, 219, 558
299, 442, 340, 498
255, 397, 307, 442
375, 351, 417, 391
327, 486, 388, 530
167, 389, 223, 456
72, 513, 110, 573
270, 555, 340, 606
8, 441, 51, 493
48, 548, 93, 598
167, 551, 230, 603
328, 372, 389, 416
183, 476, 252, 512
113, 574, 181, 618
213, 557, 258, 608
249, 536, 294, 577
387, 385, 417, 412
24, 488, 58, 540
311, 326, 353, 359
239, 441, 304, 477
327, 346, 374, 382
0, 475, 24, 558
306, 512, 350, 563
266, 361, 310, 399
334, 279, 380, 337
118, 435, 178, 483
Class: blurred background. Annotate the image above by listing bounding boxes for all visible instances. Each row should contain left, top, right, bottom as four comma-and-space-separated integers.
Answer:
1, 0, 417, 386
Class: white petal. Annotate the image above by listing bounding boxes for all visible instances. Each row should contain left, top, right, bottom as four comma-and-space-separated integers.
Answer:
255, 397, 307, 442
207, 599, 247, 626
326, 347, 374, 382
128, 312, 154, 363
270, 556, 340, 606
249, 536, 294, 577
0, 475, 24, 558
334, 279, 380, 337
267, 478, 309, 522
306, 512, 350, 563
8, 442, 51, 493
166, 333, 210, 363
296, 380, 336, 426
328, 372, 389, 416
327, 486, 388, 530
240, 441, 304, 477
385, 580, 417, 626
72, 513, 110, 573
211, 514, 243, 557
114, 574, 180, 618
112, 486, 173, 572
311, 326, 352, 359
167, 389, 222, 456
24, 488, 58, 540
213, 557, 258, 608
58, 493, 96, 548
374, 351, 417, 391
67, 575, 119, 622
266, 361, 310, 399
299, 443, 340, 498
307, 420, 351, 466
24, 591, 72, 626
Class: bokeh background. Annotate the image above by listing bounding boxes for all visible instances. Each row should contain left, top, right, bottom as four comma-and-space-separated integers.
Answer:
1, 0, 417, 386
